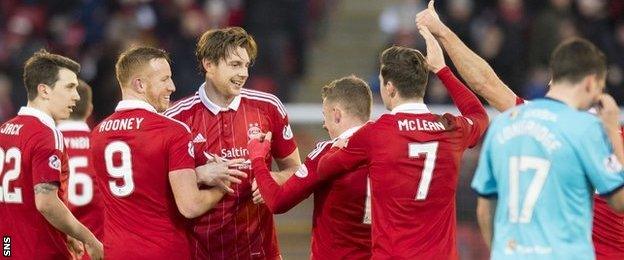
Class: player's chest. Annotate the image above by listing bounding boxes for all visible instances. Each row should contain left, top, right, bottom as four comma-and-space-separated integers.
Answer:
191, 110, 271, 158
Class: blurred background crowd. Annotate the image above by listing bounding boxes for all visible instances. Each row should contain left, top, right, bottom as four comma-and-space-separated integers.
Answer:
1, 0, 623, 258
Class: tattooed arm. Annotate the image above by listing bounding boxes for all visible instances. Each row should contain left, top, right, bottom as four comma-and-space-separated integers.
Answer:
34, 183, 103, 259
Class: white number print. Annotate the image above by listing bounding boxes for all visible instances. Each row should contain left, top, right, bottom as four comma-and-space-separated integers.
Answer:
105, 141, 134, 197
68, 156, 93, 206
0, 147, 22, 203
508, 156, 551, 223
408, 142, 439, 200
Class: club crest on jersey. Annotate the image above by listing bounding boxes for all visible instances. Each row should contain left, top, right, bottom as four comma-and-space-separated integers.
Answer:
283, 124, 293, 140
604, 154, 622, 173
48, 155, 61, 171
248, 123, 262, 139
295, 164, 308, 178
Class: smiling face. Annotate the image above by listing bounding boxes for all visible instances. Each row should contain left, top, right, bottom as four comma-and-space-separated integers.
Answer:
47, 68, 80, 121
205, 46, 250, 98
143, 58, 175, 112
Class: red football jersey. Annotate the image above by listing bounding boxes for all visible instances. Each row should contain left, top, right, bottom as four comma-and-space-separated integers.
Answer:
515, 98, 624, 259
164, 86, 297, 259
317, 67, 488, 259
58, 121, 104, 244
91, 100, 196, 259
251, 128, 371, 259
0, 107, 71, 259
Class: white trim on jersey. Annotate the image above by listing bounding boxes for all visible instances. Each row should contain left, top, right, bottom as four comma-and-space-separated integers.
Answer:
197, 83, 242, 115
57, 120, 90, 132
391, 103, 430, 115
163, 93, 200, 118
240, 88, 287, 118
115, 100, 157, 113
17, 106, 64, 151
307, 140, 333, 160
155, 112, 192, 133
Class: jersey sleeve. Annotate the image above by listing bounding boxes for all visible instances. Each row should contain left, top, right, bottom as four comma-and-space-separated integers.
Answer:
30, 131, 64, 185
471, 128, 498, 197
575, 122, 624, 195
317, 126, 370, 180
252, 141, 332, 213
436, 67, 489, 148
268, 104, 298, 159
167, 125, 196, 172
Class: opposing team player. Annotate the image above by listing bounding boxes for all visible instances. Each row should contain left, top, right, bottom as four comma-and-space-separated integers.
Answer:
164, 27, 301, 259
416, 2, 624, 258
471, 38, 624, 259
57, 80, 103, 259
247, 75, 373, 259
316, 27, 489, 259
91, 47, 235, 259
0, 50, 103, 259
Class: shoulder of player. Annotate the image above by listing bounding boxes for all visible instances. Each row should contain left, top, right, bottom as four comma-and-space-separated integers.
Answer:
240, 88, 287, 119
153, 112, 192, 134
306, 139, 335, 160
24, 117, 64, 151
163, 93, 201, 118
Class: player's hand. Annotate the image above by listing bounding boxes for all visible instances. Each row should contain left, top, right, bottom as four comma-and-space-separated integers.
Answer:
415, 1, 446, 37
251, 178, 265, 204
248, 132, 272, 161
418, 25, 445, 73
84, 239, 103, 260
596, 94, 621, 131
196, 157, 247, 194
66, 236, 84, 259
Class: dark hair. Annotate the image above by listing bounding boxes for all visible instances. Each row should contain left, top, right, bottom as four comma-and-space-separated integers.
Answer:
115, 46, 170, 87
196, 27, 257, 72
380, 46, 428, 99
550, 38, 606, 84
23, 49, 80, 101
321, 75, 373, 122
69, 79, 93, 120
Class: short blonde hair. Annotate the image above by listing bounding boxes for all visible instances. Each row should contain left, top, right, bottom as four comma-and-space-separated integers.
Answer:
115, 46, 169, 87
321, 75, 372, 122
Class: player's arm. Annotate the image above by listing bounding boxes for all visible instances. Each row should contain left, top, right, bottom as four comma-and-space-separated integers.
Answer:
416, 1, 517, 112
317, 135, 368, 180
248, 134, 321, 213
476, 197, 495, 249
169, 169, 227, 218
597, 95, 624, 165
272, 149, 301, 184
34, 183, 103, 259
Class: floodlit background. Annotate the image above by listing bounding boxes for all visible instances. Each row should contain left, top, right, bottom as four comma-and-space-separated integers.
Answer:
1, 0, 623, 258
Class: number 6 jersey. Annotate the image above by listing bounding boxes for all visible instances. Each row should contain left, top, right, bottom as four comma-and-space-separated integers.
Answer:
91, 100, 196, 259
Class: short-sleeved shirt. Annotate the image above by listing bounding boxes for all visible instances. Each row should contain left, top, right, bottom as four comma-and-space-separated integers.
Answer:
472, 98, 624, 259
515, 98, 624, 260
252, 126, 371, 259
58, 121, 104, 242
0, 107, 71, 259
164, 85, 297, 259
91, 100, 196, 259
318, 102, 488, 259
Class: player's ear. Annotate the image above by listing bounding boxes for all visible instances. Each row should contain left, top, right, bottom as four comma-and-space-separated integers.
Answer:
333, 107, 342, 124
203, 59, 215, 76
581, 74, 595, 93
36, 83, 51, 99
131, 77, 144, 93
386, 81, 397, 98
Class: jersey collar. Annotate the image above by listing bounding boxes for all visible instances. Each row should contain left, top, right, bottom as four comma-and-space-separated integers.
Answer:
337, 125, 362, 139
18, 106, 56, 129
199, 83, 241, 115
57, 120, 90, 131
391, 103, 430, 114
115, 99, 157, 113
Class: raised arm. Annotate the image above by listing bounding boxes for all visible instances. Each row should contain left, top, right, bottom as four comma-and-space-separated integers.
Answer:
416, 0, 518, 112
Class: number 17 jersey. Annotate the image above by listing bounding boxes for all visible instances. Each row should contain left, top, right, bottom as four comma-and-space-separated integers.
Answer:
472, 99, 624, 259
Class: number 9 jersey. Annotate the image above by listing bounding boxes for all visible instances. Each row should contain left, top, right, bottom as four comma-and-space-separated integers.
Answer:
90, 100, 196, 259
